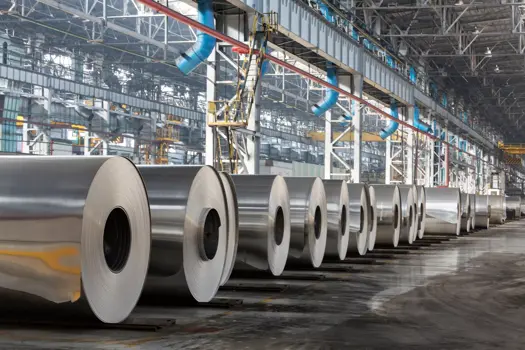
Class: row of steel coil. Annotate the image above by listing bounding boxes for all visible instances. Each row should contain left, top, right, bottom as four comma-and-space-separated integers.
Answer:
0, 156, 518, 324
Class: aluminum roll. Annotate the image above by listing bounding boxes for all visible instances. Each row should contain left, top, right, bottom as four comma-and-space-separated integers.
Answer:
284, 177, 327, 268
521, 202, 525, 216
322, 180, 350, 260
347, 183, 370, 255
469, 194, 476, 230
218, 172, 239, 286
370, 185, 401, 247
398, 185, 417, 244
367, 185, 378, 251
489, 195, 505, 224
460, 193, 472, 233
0, 156, 151, 324
139, 165, 228, 303
475, 195, 491, 229
505, 196, 521, 220
231, 175, 291, 276
425, 187, 461, 236
416, 186, 426, 239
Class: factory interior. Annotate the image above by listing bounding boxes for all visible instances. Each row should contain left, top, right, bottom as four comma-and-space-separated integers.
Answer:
1, 0, 525, 348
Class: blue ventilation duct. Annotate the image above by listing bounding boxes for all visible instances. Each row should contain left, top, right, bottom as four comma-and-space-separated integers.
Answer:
462, 111, 468, 124
432, 120, 439, 137
317, 1, 336, 24
175, 0, 216, 75
351, 27, 359, 41
261, 46, 271, 76
386, 56, 395, 69
312, 62, 339, 117
413, 106, 432, 133
363, 38, 373, 51
441, 92, 448, 107
339, 114, 352, 127
429, 81, 438, 100
409, 66, 417, 84
380, 100, 399, 139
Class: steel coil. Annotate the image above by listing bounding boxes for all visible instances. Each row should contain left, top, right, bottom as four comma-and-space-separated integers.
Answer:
284, 177, 327, 268
322, 180, 350, 260
398, 185, 417, 244
425, 188, 461, 236
0, 156, 151, 323
347, 183, 370, 255
489, 195, 505, 224
139, 165, 228, 303
370, 185, 401, 247
460, 193, 472, 233
367, 185, 378, 251
218, 172, 239, 286
475, 195, 490, 229
505, 196, 521, 220
231, 175, 291, 276
469, 194, 476, 230
416, 186, 426, 239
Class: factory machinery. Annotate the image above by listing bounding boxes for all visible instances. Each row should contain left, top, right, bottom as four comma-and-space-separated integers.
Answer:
0, 155, 519, 324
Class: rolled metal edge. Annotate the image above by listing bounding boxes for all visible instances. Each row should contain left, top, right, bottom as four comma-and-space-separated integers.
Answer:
347, 183, 370, 255
218, 172, 239, 286
371, 184, 401, 248
322, 180, 350, 260
460, 193, 471, 233
475, 194, 490, 229
398, 185, 417, 245
367, 185, 378, 251
284, 177, 328, 268
489, 195, 505, 225
417, 186, 426, 239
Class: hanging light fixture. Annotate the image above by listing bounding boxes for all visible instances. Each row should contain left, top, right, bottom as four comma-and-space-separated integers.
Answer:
473, 26, 480, 35
455, 0, 464, 5
485, 47, 492, 57
494, 65, 501, 73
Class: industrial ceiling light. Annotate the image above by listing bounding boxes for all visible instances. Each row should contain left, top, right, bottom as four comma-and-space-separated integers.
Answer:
485, 47, 492, 57
455, 0, 464, 5
494, 65, 501, 73
473, 26, 480, 35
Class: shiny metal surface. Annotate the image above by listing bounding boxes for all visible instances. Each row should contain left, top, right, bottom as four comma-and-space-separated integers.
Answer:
460, 193, 472, 233
370, 185, 401, 247
416, 186, 426, 239
505, 196, 521, 220
284, 177, 327, 268
398, 185, 417, 244
469, 194, 476, 230
347, 183, 370, 255
218, 172, 239, 286
0, 156, 151, 324
231, 175, 291, 276
139, 165, 227, 303
425, 188, 461, 236
489, 195, 506, 224
367, 185, 378, 251
475, 195, 491, 229
322, 180, 350, 260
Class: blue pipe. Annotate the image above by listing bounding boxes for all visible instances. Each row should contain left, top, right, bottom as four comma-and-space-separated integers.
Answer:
413, 106, 432, 133
175, 0, 216, 75
318, 1, 336, 24
380, 100, 399, 139
312, 63, 339, 117
261, 47, 271, 76
429, 81, 438, 100
339, 114, 352, 127
409, 66, 417, 84
441, 92, 448, 107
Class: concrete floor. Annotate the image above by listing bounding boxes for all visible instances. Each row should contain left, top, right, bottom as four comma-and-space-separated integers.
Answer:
1, 221, 525, 349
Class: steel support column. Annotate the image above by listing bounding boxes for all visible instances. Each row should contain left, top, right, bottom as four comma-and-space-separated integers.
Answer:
405, 106, 414, 184
205, 47, 216, 166
324, 109, 332, 179
245, 58, 261, 174
352, 74, 363, 183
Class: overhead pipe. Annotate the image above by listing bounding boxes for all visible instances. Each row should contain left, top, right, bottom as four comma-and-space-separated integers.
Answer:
413, 106, 432, 133
380, 100, 399, 139
312, 62, 339, 117
175, 0, 216, 75
137, 0, 501, 169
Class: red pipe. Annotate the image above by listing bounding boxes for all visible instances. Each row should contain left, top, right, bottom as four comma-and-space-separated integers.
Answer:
138, 0, 492, 168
